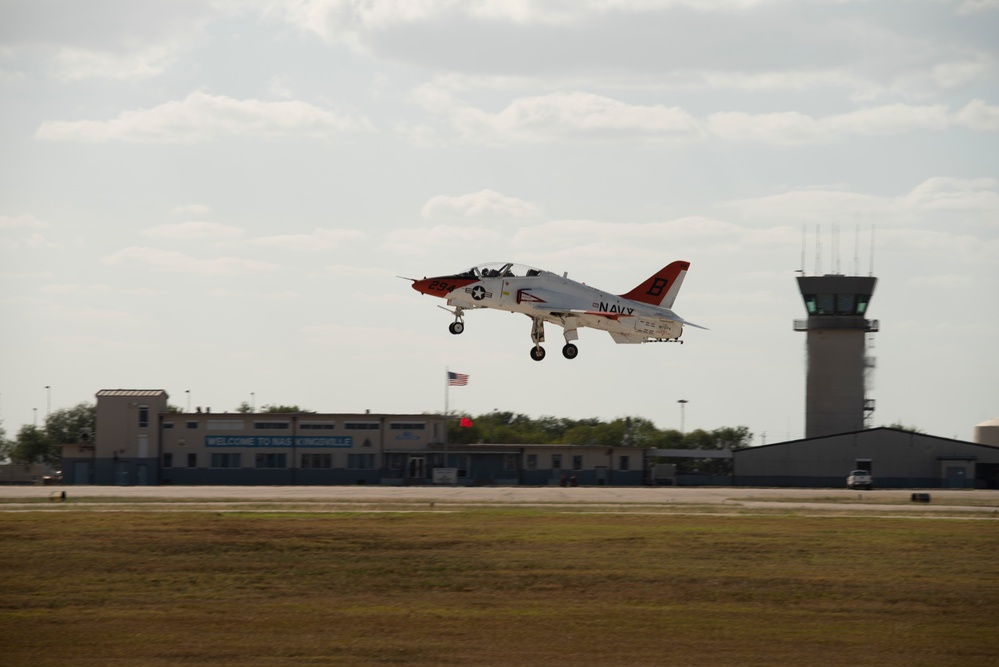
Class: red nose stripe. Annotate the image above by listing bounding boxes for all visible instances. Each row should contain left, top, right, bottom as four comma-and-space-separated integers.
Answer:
412, 277, 477, 297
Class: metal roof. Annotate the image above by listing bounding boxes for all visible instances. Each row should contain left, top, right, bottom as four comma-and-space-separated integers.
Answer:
95, 389, 168, 397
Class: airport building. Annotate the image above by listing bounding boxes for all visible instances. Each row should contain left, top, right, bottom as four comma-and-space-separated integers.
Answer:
733, 427, 999, 488
59, 390, 643, 487
54, 270, 996, 489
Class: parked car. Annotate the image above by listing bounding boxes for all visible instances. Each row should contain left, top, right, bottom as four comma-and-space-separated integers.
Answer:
847, 470, 873, 490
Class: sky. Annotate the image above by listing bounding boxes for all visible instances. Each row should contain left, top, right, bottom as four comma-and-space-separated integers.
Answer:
1, 0, 997, 446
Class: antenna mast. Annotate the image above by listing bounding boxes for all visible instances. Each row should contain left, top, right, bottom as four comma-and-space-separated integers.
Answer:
869, 224, 876, 277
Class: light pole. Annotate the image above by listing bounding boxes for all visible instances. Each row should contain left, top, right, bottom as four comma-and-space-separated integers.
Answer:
185, 390, 191, 412
677, 399, 688, 435
45, 386, 51, 418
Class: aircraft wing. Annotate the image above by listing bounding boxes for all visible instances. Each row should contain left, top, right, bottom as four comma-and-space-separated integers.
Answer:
521, 303, 630, 321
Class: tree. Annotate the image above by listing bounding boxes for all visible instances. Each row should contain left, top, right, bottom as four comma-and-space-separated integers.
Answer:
884, 422, 923, 433
44, 402, 96, 445
259, 404, 313, 414
9, 425, 58, 465
0, 420, 13, 463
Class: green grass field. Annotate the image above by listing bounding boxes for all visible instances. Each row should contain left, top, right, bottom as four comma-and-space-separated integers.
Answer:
2, 510, 996, 666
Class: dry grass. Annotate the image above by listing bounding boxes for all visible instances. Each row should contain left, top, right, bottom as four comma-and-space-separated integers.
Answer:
1, 510, 996, 666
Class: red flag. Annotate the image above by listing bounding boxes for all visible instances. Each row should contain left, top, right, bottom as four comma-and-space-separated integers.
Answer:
459, 417, 473, 428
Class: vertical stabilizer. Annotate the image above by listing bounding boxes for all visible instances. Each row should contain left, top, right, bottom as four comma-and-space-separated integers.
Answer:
619, 261, 689, 308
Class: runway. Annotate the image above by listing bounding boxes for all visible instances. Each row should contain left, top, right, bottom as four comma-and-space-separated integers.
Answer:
2, 485, 998, 517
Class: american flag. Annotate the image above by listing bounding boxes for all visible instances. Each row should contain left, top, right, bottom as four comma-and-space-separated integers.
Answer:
448, 372, 469, 386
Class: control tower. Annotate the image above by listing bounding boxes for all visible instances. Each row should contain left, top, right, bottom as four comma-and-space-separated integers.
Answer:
794, 274, 878, 438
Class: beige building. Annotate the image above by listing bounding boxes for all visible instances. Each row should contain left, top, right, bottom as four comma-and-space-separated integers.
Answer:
60, 389, 643, 486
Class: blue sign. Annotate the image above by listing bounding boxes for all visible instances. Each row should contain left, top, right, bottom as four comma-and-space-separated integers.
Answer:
205, 436, 353, 448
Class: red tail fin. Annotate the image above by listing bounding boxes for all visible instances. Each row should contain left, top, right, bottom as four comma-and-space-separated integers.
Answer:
619, 261, 690, 308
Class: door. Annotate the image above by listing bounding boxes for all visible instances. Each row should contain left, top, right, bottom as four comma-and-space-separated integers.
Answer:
136, 464, 148, 486
944, 465, 967, 489
408, 456, 425, 481
74, 461, 90, 485
114, 461, 129, 486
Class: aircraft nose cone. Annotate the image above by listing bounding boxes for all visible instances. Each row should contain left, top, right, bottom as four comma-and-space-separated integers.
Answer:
412, 279, 433, 295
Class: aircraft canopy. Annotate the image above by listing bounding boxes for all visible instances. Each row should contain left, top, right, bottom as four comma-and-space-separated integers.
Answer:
462, 263, 550, 279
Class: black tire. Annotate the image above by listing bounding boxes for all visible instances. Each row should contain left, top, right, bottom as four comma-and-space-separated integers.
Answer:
562, 343, 579, 359
449, 322, 464, 335
530, 346, 546, 361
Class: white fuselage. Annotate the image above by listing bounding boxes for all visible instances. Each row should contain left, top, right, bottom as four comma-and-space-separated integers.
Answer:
445, 272, 684, 343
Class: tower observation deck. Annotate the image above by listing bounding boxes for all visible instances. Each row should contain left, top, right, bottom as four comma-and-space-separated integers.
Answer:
794, 275, 878, 439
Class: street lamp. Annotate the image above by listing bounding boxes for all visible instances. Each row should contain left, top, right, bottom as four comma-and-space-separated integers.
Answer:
677, 399, 688, 435
45, 386, 51, 418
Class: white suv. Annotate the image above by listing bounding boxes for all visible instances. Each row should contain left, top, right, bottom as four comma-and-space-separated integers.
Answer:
847, 470, 873, 490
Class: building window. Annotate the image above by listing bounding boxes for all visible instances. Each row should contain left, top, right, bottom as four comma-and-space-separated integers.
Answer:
186, 421, 198, 429
164, 422, 174, 429
347, 454, 376, 470
619, 455, 630, 471
211, 453, 242, 469
552, 454, 562, 470
572, 455, 583, 471
390, 422, 425, 430
208, 420, 245, 431
138, 406, 149, 428
504, 454, 517, 471
255, 453, 287, 468
163, 453, 173, 469
254, 421, 289, 430
526, 454, 537, 471
300, 422, 335, 430
345, 422, 379, 430
187, 453, 197, 468
302, 453, 332, 469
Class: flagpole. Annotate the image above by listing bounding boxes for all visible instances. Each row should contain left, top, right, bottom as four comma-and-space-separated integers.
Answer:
444, 367, 450, 472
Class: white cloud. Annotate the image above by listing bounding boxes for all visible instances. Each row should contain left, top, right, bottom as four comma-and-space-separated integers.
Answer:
144, 221, 245, 241
415, 86, 997, 146
248, 228, 365, 251
49, 43, 179, 81
728, 177, 999, 228
708, 104, 950, 145
957, 0, 999, 15
413, 88, 703, 144
381, 224, 502, 254
36, 91, 373, 144
102, 247, 280, 275
421, 189, 541, 219
0, 214, 48, 230
953, 99, 999, 131
172, 204, 212, 216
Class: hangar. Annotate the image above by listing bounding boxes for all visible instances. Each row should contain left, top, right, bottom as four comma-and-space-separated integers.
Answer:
733, 427, 999, 489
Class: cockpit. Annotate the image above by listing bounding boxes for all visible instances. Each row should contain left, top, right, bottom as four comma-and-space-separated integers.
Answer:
458, 263, 548, 279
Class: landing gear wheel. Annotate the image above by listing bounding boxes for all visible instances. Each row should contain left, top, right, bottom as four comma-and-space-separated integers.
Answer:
562, 343, 579, 360
449, 322, 464, 335
530, 346, 546, 361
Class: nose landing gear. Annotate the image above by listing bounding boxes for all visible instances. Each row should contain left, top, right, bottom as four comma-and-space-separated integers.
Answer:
447, 306, 465, 335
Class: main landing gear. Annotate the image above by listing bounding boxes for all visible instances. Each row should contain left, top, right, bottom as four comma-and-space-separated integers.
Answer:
528, 318, 580, 361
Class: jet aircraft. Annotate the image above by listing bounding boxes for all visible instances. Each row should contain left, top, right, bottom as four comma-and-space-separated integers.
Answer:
409, 261, 705, 361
